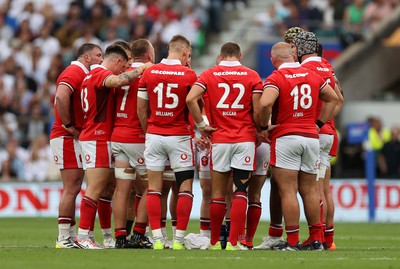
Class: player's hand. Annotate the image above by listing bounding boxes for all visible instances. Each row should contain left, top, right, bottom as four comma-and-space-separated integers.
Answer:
142, 62, 153, 71
195, 136, 209, 151
63, 125, 80, 139
260, 124, 279, 143
316, 124, 321, 133
199, 125, 217, 139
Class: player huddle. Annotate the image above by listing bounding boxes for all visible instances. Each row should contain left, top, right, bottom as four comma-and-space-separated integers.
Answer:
50, 26, 343, 251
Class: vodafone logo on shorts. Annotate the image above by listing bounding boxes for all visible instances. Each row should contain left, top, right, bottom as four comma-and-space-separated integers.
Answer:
54, 155, 58, 163
201, 156, 209, 166
244, 156, 251, 163
85, 155, 91, 163
138, 158, 144, 164
181, 153, 188, 160
263, 162, 268, 169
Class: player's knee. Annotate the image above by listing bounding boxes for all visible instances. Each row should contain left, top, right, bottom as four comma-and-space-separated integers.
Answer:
115, 167, 136, 180
232, 168, 251, 193
174, 169, 194, 189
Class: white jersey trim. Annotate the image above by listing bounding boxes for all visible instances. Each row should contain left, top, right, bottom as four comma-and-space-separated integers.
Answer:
278, 62, 301, 70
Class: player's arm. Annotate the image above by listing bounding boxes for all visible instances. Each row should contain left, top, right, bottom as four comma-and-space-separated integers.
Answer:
104, 62, 152, 88
252, 93, 262, 130
55, 84, 79, 138
137, 90, 149, 133
259, 87, 279, 141
332, 83, 344, 117
318, 84, 339, 128
187, 85, 216, 137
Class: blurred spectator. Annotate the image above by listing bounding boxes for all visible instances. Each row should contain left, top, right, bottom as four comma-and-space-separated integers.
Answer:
339, 131, 365, 178
378, 126, 400, 179
297, 0, 323, 32
23, 133, 53, 182
0, 137, 28, 181
368, 116, 391, 152
363, 0, 396, 33
253, 4, 281, 36
33, 21, 61, 58
340, 0, 365, 49
0, 105, 18, 146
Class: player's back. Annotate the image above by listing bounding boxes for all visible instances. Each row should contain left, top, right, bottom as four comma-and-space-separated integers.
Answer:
197, 62, 263, 143
138, 59, 197, 136
111, 65, 144, 143
79, 65, 115, 141
301, 57, 336, 134
266, 64, 325, 140
50, 62, 88, 139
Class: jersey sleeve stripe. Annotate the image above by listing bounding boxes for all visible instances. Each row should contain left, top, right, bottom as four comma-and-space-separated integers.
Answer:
253, 89, 263, 94
102, 75, 112, 87
59, 82, 74, 92
264, 84, 279, 92
194, 82, 206, 90
320, 81, 327, 91
138, 87, 147, 92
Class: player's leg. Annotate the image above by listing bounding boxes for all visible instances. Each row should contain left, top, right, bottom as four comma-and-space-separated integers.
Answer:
298, 137, 324, 251
98, 172, 116, 248
76, 140, 111, 249
50, 137, 84, 248
199, 150, 212, 238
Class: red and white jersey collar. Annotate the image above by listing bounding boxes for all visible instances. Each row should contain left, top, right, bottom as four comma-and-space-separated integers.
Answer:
301, 56, 322, 64
131, 62, 145, 68
219, 60, 241, 67
71, 61, 89, 74
160, 59, 182, 65
278, 62, 301, 70
90, 64, 108, 71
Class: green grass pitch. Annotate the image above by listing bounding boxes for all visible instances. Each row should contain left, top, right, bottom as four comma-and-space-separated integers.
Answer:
0, 218, 399, 269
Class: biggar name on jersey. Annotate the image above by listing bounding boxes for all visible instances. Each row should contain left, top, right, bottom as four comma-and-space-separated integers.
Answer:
150, 70, 185, 76
156, 111, 174, 116
223, 111, 237, 116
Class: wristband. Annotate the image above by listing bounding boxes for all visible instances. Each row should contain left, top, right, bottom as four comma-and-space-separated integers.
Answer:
64, 122, 74, 128
316, 120, 325, 129
260, 125, 269, 131
196, 121, 207, 129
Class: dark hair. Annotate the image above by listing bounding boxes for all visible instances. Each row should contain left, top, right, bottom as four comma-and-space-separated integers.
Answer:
131, 39, 151, 58
220, 42, 241, 58
105, 44, 128, 61
76, 43, 102, 59
113, 40, 131, 52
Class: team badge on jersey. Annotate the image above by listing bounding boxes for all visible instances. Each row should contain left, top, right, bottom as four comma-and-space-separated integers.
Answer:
244, 156, 251, 163
201, 156, 209, 166
138, 158, 144, 164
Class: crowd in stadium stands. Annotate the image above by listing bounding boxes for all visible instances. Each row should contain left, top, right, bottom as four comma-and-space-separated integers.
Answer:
254, 0, 399, 48
0, 0, 398, 182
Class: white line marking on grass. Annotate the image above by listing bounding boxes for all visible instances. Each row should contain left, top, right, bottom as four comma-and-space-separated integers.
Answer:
0, 246, 45, 248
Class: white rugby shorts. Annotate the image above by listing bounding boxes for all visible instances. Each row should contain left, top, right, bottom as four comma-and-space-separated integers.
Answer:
270, 135, 319, 174
254, 142, 270, 176
50, 136, 83, 169
210, 142, 256, 173
79, 140, 113, 169
144, 133, 194, 172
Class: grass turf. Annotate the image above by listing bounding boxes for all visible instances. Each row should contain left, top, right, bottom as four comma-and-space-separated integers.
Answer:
0, 218, 399, 269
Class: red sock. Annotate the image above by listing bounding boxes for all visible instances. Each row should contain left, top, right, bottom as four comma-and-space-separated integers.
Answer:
98, 197, 112, 229
200, 217, 210, 231
176, 191, 193, 231
171, 219, 177, 228
71, 219, 76, 227
319, 199, 324, 243
58, 216, 72, 225
269, 223, 283, 237
79, 196, 98, 230
147, 189, 162, 230
210, 198, 226, 245
309, 222, 322, 242
228, 192, 248, 246
324, 224, 334, 247
285, 225, 299, 246
133, 222, 147, 235
246, 202, 262, 244
161, 218, 167, 229
321, 222, 326, 243
114, 228, 127, 238
134, 194, 141, 217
